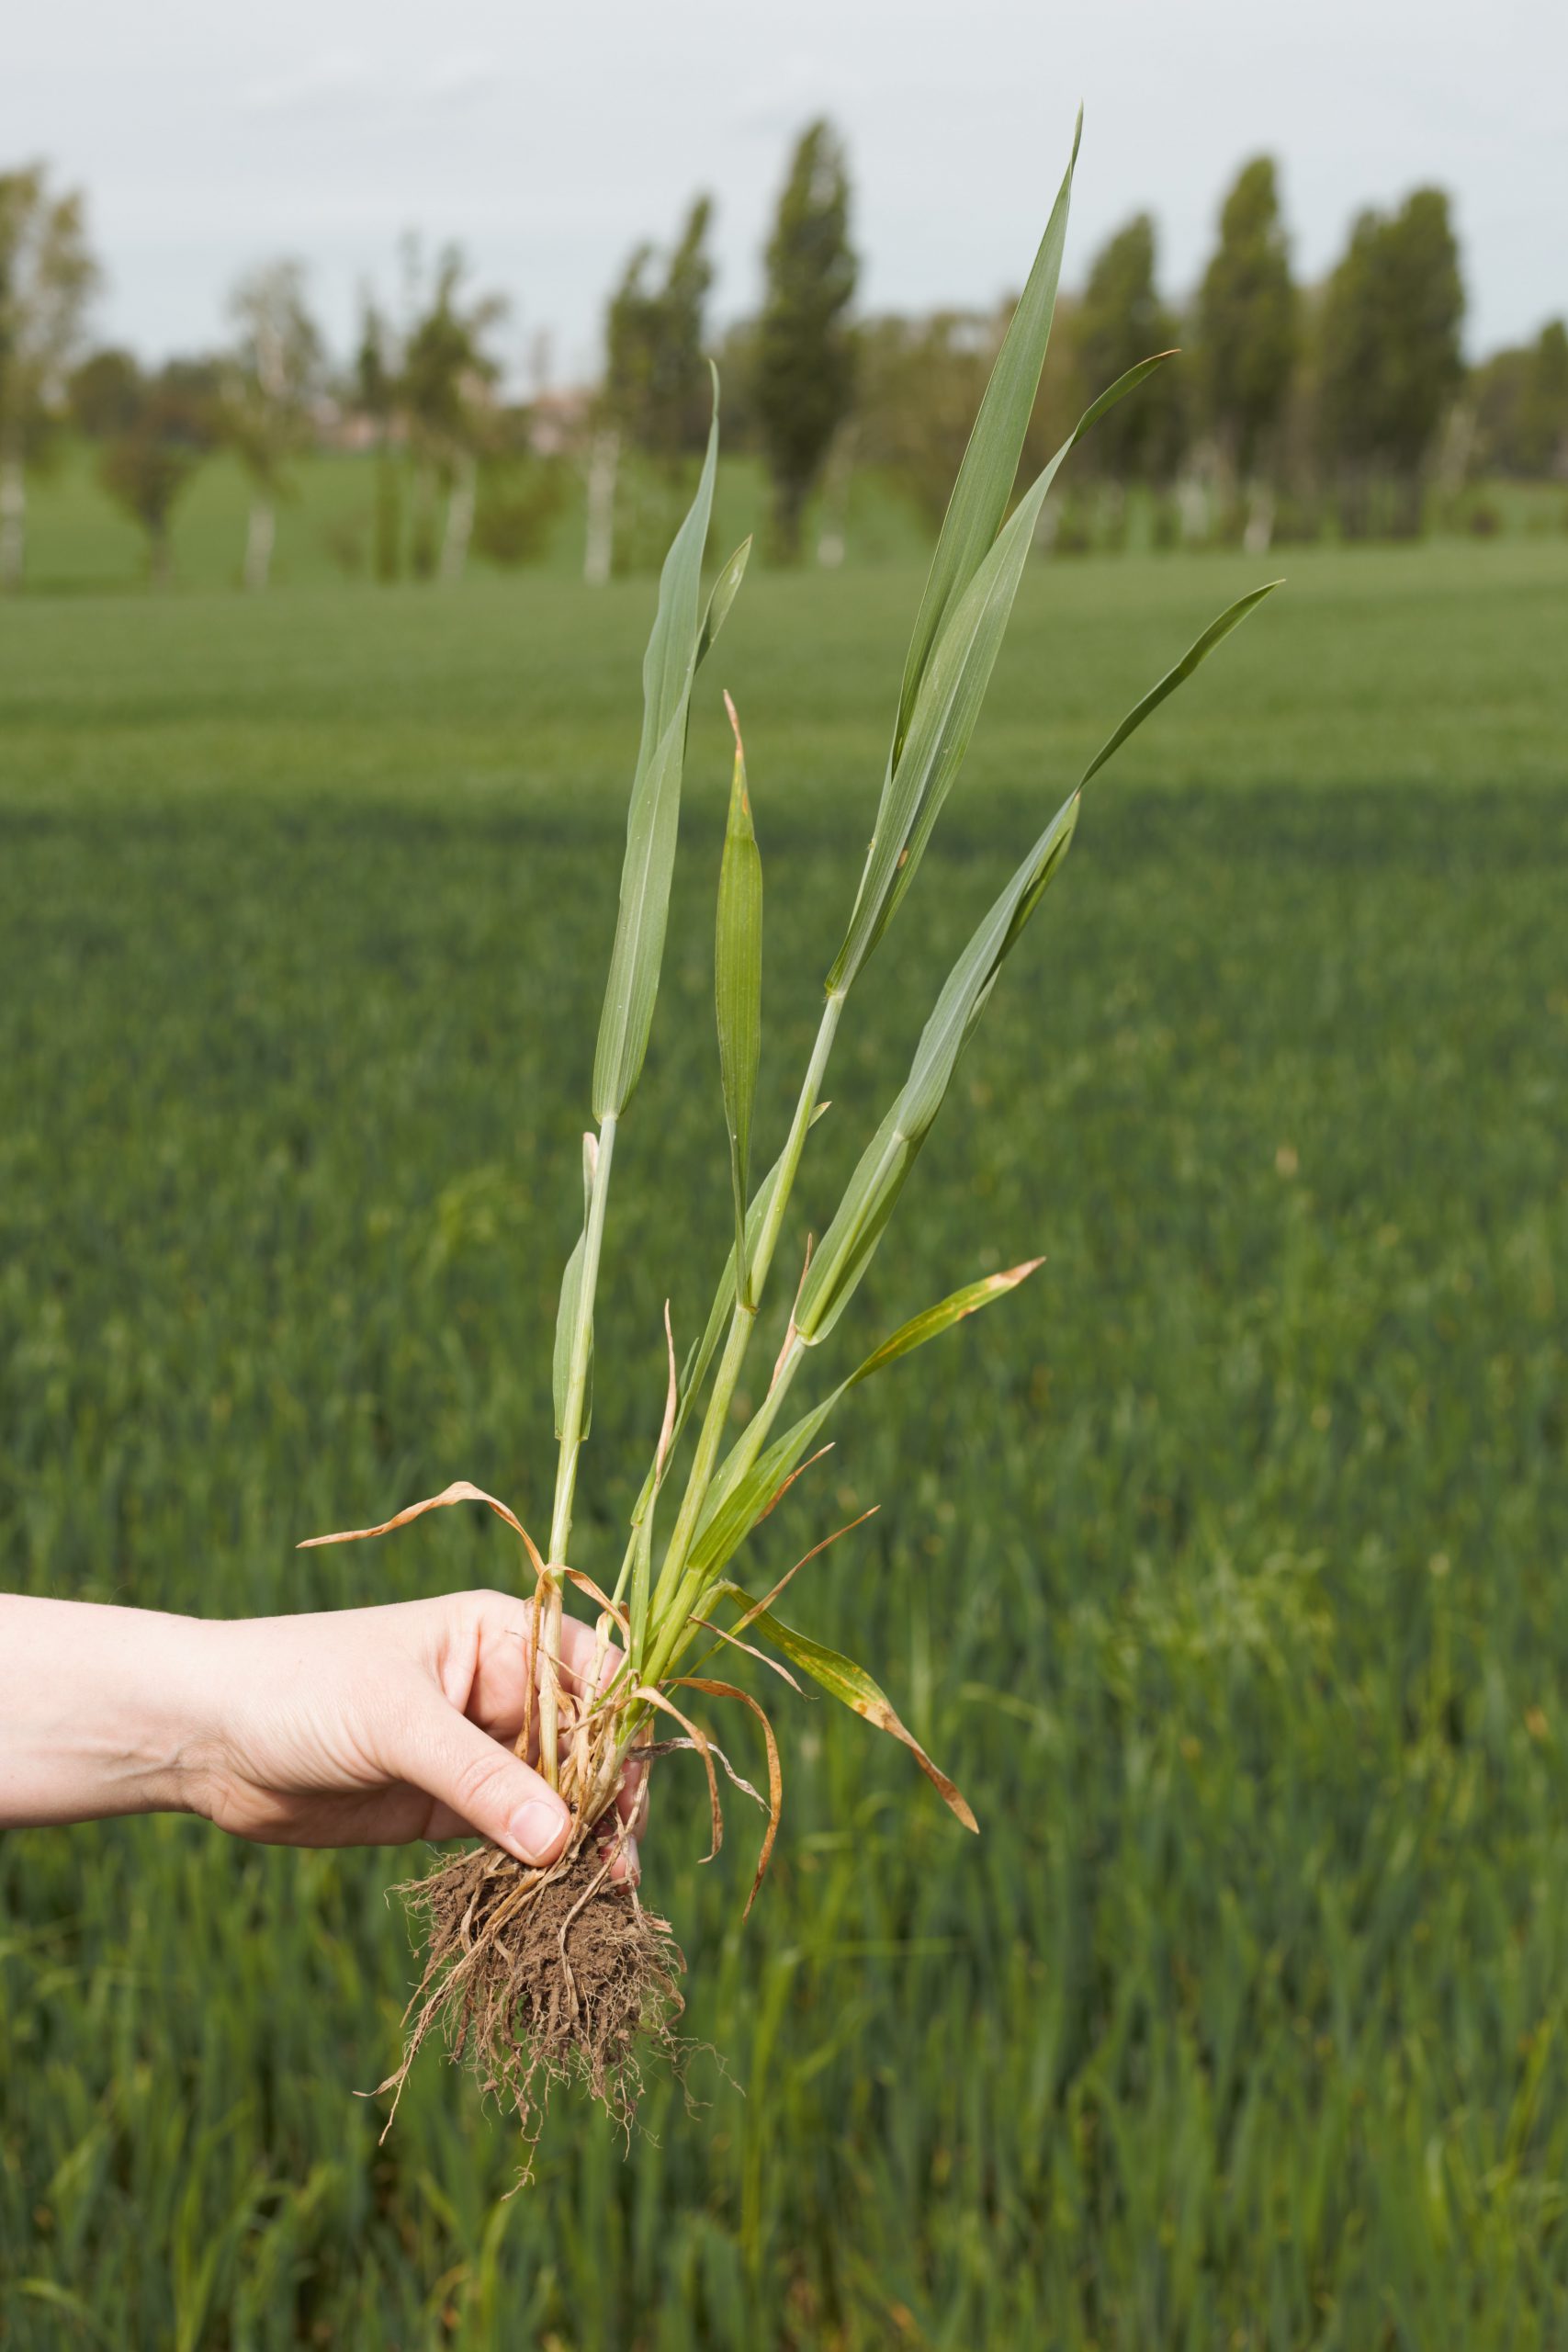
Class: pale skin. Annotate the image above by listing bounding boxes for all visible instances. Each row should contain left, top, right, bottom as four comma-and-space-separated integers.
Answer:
0, 1591, 645, 1879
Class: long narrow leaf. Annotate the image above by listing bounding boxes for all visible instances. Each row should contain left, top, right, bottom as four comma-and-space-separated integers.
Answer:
1078, 578, 1283, 789
689, 1393, 840, 1580
827, 354, 1174, 995
615, 1105, 833, 1589
803, 792, 1079, 1343
695, 537, 752, 673
716, 696, 762, 1301
628, 1507, 655, 1673
846, 1258, 1043, 1385
693, 1259, 1042, 1582
716, 1585, 978, 1832
592, 377, 733, 1121
894, 107, 1081, 756
804, 576, 1280, 1346
633, 367, 722, 769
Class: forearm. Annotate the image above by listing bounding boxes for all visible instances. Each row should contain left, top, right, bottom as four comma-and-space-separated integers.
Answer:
0, 1596, 217, 1828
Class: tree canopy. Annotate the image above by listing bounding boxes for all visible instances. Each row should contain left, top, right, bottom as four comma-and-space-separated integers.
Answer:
604, 196, 715, 462
1317, 187, 1464, 527
753, 119, 858, 559
1071, 214, 1183, 484
1194, 157, 1296, 480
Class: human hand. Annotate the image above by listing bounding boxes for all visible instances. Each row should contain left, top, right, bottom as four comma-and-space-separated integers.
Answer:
0, 1591, 646, 1879
190, 1590, 647, 1875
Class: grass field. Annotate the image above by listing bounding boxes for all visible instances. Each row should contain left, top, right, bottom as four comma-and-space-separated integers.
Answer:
1, 539, 1566, 2347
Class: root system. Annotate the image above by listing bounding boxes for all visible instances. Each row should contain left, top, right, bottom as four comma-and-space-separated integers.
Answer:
379, 1835, 686, 2167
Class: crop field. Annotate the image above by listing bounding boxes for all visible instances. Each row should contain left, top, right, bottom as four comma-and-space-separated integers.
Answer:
1, 539, 1566, 2346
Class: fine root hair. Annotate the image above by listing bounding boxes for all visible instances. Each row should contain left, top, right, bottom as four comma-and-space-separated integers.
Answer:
378, 1837, 686, 2172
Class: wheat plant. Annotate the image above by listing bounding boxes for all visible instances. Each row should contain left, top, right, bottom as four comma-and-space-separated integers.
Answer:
304, 112, 1280, 2155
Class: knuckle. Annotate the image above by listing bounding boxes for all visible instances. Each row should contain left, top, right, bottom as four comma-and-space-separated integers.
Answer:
447, 1742, 507, 1817
468, 1585, 514, 1615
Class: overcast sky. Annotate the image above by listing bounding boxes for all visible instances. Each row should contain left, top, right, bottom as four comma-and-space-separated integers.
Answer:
6, 0, 1564, 383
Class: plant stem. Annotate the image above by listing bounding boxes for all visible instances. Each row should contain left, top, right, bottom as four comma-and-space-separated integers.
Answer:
549, 1114, 617, 1565
641, 991, 843, 1684
540, 1112, 617, 1789
750, 990, 844, 1312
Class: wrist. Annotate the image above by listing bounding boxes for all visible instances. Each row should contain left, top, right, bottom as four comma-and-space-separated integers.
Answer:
0, 1597, 228, 1828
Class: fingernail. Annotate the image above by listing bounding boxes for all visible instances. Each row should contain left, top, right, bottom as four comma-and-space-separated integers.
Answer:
510, 1796, 569, 1863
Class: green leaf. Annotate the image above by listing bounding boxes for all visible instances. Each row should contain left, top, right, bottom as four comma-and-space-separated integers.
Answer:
716, 699, 762, 1303
893, 107, 1081, 758
695, 537, 752, 673
617, 1106, 832, 1568
1078, 577, 1283, 789
592, 375, 728, 1121
827, 354, 1175, 996
716, 1584, 978, 1831
802, 570, 1280, 1347
628, 1506, 654, 1673
686, 1260, 1040, 1596
804, 789, 1079, 1342
552, 1135, 598, 1440
846, 1258, 1043, 1386
689, 1390, 840, 1581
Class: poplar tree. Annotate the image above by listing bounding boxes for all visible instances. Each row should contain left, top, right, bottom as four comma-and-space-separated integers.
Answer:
1317, 188, 1464, 535
1194, 158, 1296, 489
605, 195, 715, 462
754, 119, 858, 560
1071, 214, 1182, 489
1516, 319, 1568, 477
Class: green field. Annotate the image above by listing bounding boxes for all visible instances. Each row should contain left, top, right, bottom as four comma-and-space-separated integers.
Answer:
2, 540, 1566, 2347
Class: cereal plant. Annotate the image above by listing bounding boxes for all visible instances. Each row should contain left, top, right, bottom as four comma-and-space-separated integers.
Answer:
305, 114, 1280, 2154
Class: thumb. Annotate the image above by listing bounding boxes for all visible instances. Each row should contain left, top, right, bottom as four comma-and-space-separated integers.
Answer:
387, 1679, 572, 1867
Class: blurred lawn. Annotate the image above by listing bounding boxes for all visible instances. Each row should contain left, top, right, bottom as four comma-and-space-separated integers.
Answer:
1, 543, 1566, 2347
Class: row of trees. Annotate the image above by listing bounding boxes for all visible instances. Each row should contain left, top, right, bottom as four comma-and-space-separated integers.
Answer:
596, 123, 855, 570
3, 134, 1565, 591
1, 167, 559, 589
604, 135, 1564, 561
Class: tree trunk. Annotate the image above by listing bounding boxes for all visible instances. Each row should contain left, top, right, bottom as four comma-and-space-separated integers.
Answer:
1177, 473, 1211, 545
1393, 471, 1425, 539
583, 429, 618, 586
771, 475, 806, 566
374, 441, 400, 582
438, 452, 476, 586
243, 496, 276, 592
149, 520, 172, 590
1242, 482, 1275, 556
0, 448, 26, 594
815, 427, 855, 568
409, 459, 437, 580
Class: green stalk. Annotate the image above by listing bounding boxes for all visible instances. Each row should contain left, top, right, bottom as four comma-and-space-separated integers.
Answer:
641, 991, 842, 1684
748, 989, 844, 1309
549, 1114, 617, 1564
541, 1113, 617, 1790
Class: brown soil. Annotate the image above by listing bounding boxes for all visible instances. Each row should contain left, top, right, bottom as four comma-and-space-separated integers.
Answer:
380, 1838, 686, 2170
